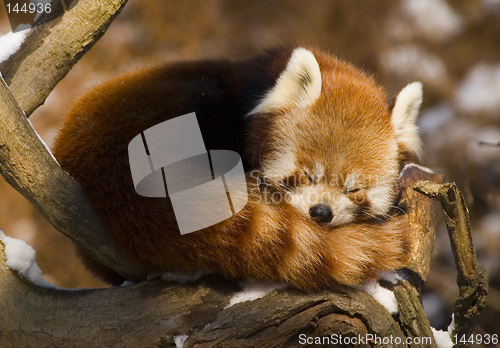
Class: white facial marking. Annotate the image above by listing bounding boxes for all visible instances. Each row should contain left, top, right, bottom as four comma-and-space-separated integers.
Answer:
309, 163, 325, 183
287, 182, 358, 227
261, 146, 296, 182
343, 173, 361, 193
285, 166, 398, 227
366, 183, 393, 216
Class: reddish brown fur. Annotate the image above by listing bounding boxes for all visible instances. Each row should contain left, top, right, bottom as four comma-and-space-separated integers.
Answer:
53, 47, 411, 289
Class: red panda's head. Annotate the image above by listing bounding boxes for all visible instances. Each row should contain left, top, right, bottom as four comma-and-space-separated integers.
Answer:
247, 47, 423, 227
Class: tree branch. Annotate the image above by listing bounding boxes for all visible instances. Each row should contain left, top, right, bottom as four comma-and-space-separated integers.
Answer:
413, 181, 489, 347
0, 238, 408, 348
0, 0, 129, 117
0, 0, 144, 281
0, 68, 144, 281
399, 165, 444, 282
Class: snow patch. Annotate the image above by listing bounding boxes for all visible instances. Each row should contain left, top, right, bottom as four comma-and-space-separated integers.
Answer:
0, 25, 30, 63
0, 230, 55, 288
173, 334, 188, 348
361, 280, 399, 314
455, 63, 500, 116
226, 281, 288, 308
378, 271, 404, 285
430, 314, 455, 348
431, 327, 454, 348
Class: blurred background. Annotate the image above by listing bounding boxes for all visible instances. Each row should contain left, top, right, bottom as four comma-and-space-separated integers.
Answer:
1, 0, 499, 343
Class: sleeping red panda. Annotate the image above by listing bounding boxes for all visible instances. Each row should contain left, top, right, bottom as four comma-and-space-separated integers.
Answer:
53, 46, 423, 289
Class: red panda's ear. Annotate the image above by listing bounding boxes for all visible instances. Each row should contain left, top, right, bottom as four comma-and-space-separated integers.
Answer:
249, 48, 322, 115
391, 82, 423, 158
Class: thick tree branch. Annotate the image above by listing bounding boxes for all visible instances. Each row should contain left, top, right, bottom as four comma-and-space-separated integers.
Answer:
0, 73, 144, 281
0, 238, 408, 348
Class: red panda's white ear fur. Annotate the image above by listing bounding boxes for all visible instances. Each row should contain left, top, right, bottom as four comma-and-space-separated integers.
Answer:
249, 48, 322, 115
391, 82, 423, 158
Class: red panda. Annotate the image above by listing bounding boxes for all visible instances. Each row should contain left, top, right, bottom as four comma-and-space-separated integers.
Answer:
53, 47, 423, 289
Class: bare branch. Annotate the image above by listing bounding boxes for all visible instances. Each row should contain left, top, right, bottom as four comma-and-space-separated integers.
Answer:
413, 181, 489, 347
0, 0, 130, 117
0, 238, 408, 348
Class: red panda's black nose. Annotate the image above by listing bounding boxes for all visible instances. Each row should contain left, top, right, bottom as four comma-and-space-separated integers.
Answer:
309, 204, 333, 223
